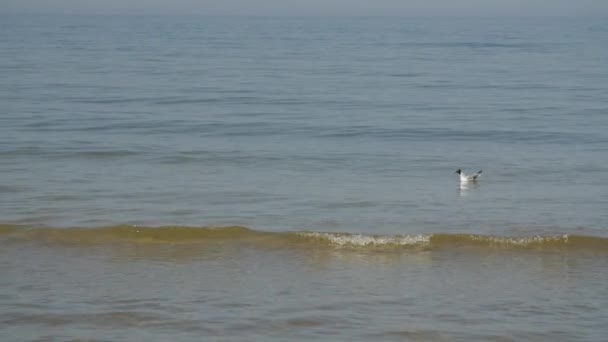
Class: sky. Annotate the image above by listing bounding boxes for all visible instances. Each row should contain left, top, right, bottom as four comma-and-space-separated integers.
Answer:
3, 0, 608, 16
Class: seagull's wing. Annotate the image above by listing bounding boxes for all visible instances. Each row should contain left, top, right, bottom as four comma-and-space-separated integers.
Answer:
472, 170, 482, 180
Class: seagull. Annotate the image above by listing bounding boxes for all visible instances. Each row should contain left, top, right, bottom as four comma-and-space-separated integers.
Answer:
455, 169, 482, 183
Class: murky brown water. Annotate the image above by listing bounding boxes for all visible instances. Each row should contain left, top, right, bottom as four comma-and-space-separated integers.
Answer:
2, 226, 607, 341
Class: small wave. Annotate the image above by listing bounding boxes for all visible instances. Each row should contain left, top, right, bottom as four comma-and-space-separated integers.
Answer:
0, 225, 260, 245
431, 234, 572, 248
1, 225, 607, 253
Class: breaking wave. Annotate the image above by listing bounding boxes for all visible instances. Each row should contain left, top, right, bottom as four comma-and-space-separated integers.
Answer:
1, 224, 606, 252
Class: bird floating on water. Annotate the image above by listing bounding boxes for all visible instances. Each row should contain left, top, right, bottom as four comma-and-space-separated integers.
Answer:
455, 169, 482, 183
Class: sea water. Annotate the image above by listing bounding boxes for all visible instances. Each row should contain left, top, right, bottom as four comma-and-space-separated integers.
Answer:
1, 15, 608, 341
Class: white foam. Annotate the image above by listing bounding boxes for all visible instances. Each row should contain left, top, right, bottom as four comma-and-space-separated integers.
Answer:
474, 234, 570, 246
298, 232, 430, 247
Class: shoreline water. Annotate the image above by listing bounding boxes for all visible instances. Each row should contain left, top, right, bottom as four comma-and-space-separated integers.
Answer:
2, 15, 608, 341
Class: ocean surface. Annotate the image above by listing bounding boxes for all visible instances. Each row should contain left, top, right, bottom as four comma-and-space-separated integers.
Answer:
1, 15, 608, 341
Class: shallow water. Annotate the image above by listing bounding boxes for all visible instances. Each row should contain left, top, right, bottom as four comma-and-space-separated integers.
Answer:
1, 15, 608, 341
2, 226, 608, 341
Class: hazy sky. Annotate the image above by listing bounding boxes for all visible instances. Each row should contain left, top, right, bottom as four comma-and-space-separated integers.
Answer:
4, 0, 608, 16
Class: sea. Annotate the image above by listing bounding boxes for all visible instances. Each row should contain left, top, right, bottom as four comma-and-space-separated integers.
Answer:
1, 14, 608, 341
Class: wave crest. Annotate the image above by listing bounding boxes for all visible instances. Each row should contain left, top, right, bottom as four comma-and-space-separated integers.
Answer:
1, 225, 606, 252
296, 231, 430, 247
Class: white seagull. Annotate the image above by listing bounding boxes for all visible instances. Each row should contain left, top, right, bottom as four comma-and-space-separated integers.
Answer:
455, 169, 482, 183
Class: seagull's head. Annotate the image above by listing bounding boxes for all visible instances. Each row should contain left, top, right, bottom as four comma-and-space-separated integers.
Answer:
454, 169, 462, 175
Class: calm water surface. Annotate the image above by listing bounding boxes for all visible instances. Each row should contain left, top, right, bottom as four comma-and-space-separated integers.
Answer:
1, 15, 608, 341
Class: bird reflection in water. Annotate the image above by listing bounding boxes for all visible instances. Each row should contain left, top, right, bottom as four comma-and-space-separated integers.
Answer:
459, 180, 480, 197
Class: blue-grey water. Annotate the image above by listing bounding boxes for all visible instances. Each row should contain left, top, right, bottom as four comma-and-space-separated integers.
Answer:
1, 15, 608, 341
